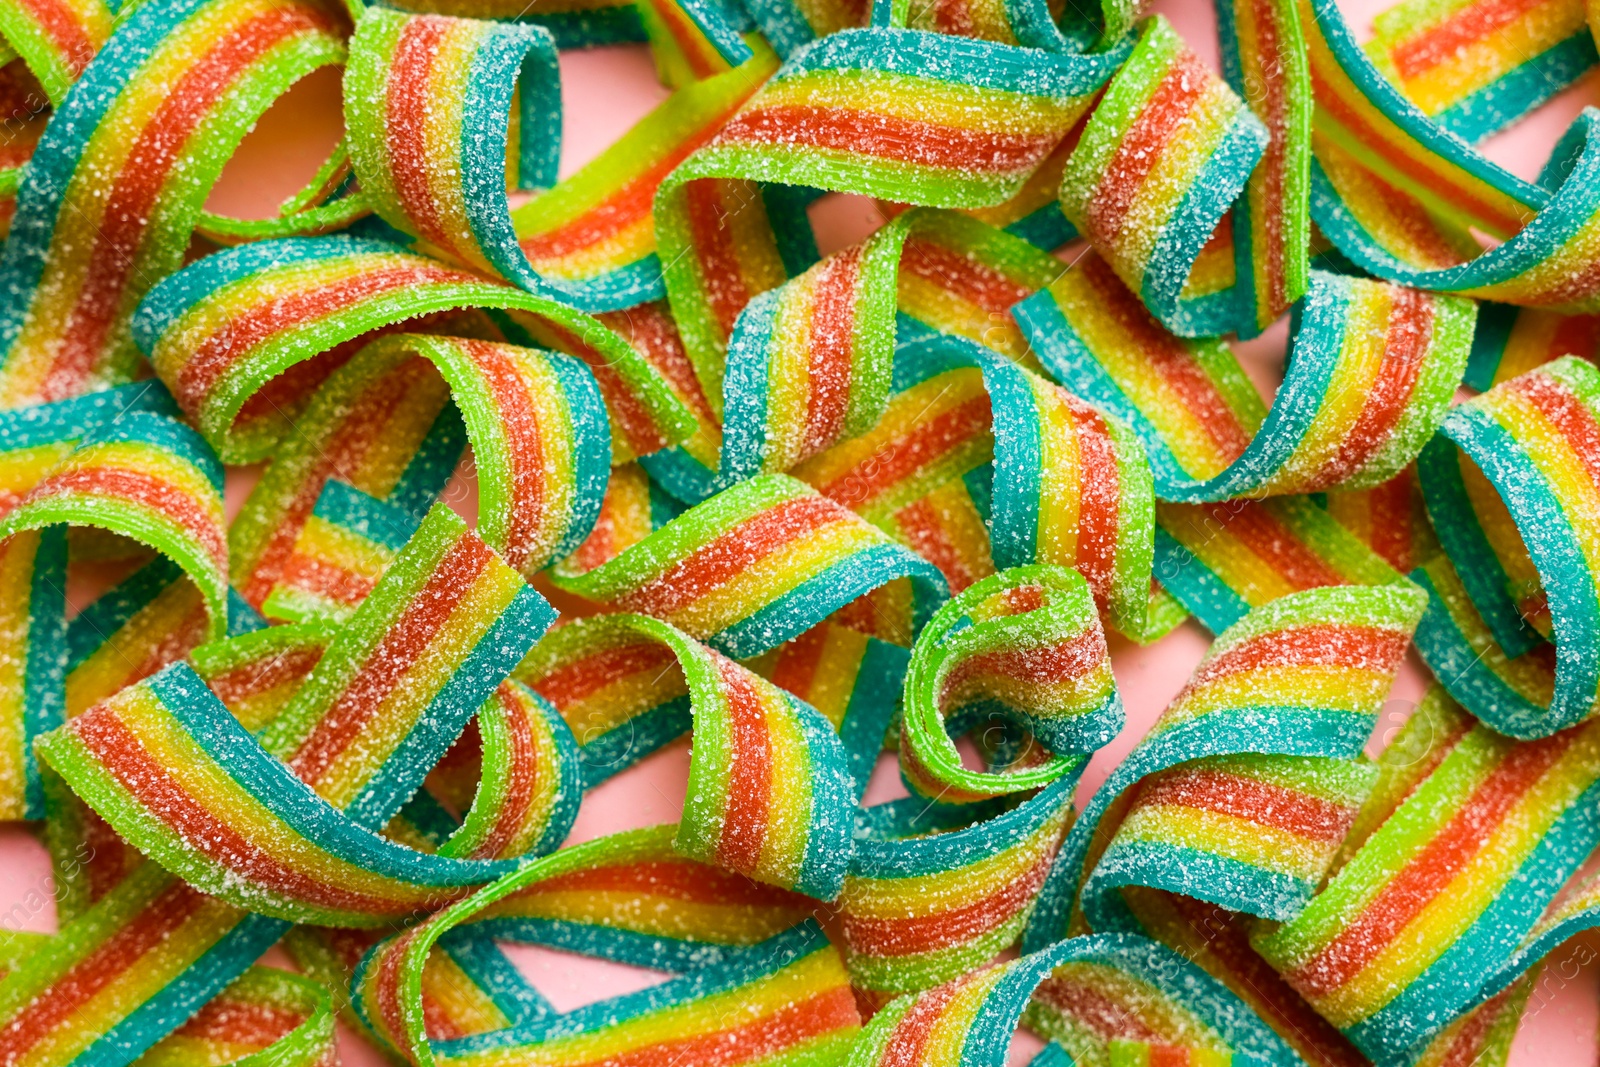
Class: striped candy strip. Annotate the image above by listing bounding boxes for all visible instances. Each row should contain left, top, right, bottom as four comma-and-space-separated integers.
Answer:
343, 8, 568, 292
516, 612, 857, 897
1255, 715, 1600, 1061
131, 236, 693, 465
633, 0, 755, 87
740, 618, 909, 797
1464, 303, 1600, 391
511, 52, 776, 311
0, 588, 443, 1065
1218, 0, 1313, 337
0, 525, 64, 820
262, 480, 420, 624
899, 565, 1121, 804
129, 965, 337, 1067
1057, 16, 1267, 337
0, 0, 348, 408
847, 933, 1299, 1067
37, 502, 556, 924
1367, 0, 1596, 143
550, 473, 948, 657
226, 326, 468, 609
0, 0, 110, 232
1153, 495, 1408, 635
654, 26, 1129, 378
1303, 0, 1600, 311
351, 826, 863, 1066
0, 412, 228, 639
1083, 752, 1377, 925
789, 329, 1159, 642
1414, 356, 1600, 737
1016, 256, 1477, 501
1323, 464, 1440, 577
1024, 584, 1425, 952
841, 774, 1077, 995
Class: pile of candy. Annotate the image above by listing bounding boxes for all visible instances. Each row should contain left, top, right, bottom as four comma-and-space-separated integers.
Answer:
1, 0, 1600, 1061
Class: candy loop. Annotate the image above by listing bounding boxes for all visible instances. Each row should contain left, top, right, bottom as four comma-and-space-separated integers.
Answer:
1414, 355, 1600, 737
335, 333, 613, 578
133, 236, 695, 466
899, 564, 1121, 804
516, 611, 858, 897
0, 0, 350, 408
351, 826, 864, 1067
0, 411, 228, 639
1024, 583, 1425, 951
1057, 16, 1268, 337
840, 774, 1078, 994
1018, 261, 1477, 501
846, 932, 1300, 1067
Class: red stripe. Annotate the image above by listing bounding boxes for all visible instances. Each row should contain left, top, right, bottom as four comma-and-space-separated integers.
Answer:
36, 465, 225, 569
843, 849, 1054, 956
0, 880, 205, 1062
1135, 767, 1357, 841
470, 684, 540, 859
1391, 0, 1551, 78
815, 394, 993, 508
1507, 369, 1600, 494
525, 859, 808, 908
1082, 254, 1254, 464
768, 624, 827, 702
462, 340, 548, 573
1194, 500, 1347, 590
685, 178, 756, 337
616, 494, 847, 619
1246, 0, 1290, 316
13, 0, 97, 77
528, 641, 678, 708
900, 239, 1036, 313
1193, 623, 1409, 688
1290, 730, 1577, 996
1082, 49, 1212, 245
1317, 288, 1434, 484
881, 974, 978, 1067
718, 105, 1059, 175
566, 985, 859, 1067
288, 533, 492, 787
75, 708, 428, 915
802, 248, 864, 453
714, 657, 774, 876
45, 5, 336, 401
1067, 391, 1122, 605
1031, 976, 1166, 1043
894, 496, 986, 594
945, 625, 1104, 690
176, 263, 471, 416
175, 998, 305, 1046
278, 554, 378, 607
385, 18, 463, 257
206, 647, 326, 709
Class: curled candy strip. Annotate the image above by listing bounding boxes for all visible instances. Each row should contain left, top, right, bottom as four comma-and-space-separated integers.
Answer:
37, 503, 555, 924
1017, 256, 1477, 501
846, 933, 1299, 1067
1025, 584, 1426, 950
1414, 356, 1600, 737
262, 480, 420, 624
132, 236, 693, 465
0, 0, 349, 407
516, 612, 858, 897
898, 564, 1121, 804
1057, 16, 1266, 337
840, 774, 1078, 995
350, 826, 864, 1067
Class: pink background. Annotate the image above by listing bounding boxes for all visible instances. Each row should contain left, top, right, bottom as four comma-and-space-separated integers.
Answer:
5, 1, 1600, 1062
